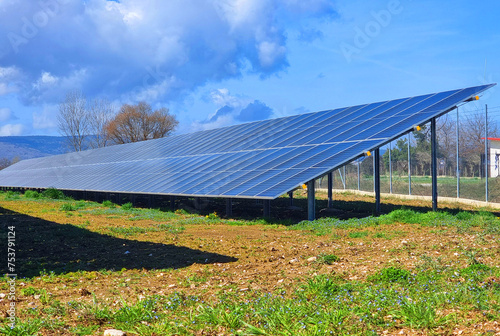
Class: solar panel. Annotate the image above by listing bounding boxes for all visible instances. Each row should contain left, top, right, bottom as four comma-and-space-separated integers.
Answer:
0, 84, 495, 199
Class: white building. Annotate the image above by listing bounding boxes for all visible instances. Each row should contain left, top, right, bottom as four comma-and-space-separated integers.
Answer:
486, 138, 500, 178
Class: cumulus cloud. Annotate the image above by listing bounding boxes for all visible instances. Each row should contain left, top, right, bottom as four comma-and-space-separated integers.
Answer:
193, 88, 274, 130
33, 104, 58, 130
0, 124, 24, 136
0, 108, 13, 122
0, 0, 336, 106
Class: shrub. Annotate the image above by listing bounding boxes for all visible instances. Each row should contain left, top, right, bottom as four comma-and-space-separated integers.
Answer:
102, 200, 116, 208
43, 188, 65, 199
122, 202, 133, 210
5, 191, 20, 199
317, 253, 340, 265
24, 190, 41, 199
456, 211, 473, 221
369, 266, 410, 283
60, 203, 76, 211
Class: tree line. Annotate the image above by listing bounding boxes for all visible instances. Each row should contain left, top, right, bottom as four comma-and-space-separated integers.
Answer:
373, 111, 499, 178
58, 90, 178, 152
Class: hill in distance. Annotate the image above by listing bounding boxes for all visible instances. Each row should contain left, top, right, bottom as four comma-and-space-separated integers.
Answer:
0, 136, 67, 160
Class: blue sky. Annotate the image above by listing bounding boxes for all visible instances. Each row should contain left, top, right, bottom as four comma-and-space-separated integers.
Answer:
0, 0, 498, 136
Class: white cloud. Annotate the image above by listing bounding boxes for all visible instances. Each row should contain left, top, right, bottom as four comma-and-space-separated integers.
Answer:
32, 105, 58, 130
0, 66, 22, 96
33, 71, 59, 90
0, 0, 336, 106
0, 108, 12, 122
0, 123, 24, 136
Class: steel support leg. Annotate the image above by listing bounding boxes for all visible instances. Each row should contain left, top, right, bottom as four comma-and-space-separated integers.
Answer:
307, 180, 315, 221
431, 118, 438, 211
263, 200, 271, 218
170, 196, 176, 210
288, 191, 294, 206
374, 148, 381, 214
226, 198, 232, 217
327, 171, 333, 208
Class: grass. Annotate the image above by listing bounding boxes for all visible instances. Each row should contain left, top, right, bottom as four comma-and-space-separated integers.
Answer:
0, 190, 499, 335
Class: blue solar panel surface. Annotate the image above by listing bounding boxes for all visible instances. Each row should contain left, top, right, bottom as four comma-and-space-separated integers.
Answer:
0, 84, 495, 199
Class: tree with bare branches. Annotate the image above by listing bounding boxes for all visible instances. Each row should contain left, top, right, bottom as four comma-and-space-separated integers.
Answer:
105, 102, 178, 144
58, 91, 116, 151
58, 90, 88, 152
88, 98, 114, 149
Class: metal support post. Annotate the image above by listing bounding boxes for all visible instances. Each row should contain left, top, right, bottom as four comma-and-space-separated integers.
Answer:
357, 160, 360, 191
408, 133, 412, 195
456, 107, 460, 198
263, 200, 271, 218
170, 196, 176, 210
431, 118, 438, 211
327, 171, 333, 208
288, 191, 294, 206
374, 148, 381, 214
226, 198, 232, 217
307, 180, 315, 221
389, 141, 393, 194
485, 104, 489, 203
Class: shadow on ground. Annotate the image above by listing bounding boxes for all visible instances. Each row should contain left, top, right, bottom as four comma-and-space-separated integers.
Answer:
0, 207, 237, 278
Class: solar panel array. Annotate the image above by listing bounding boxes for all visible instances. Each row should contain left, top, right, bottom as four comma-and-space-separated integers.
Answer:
0, 84, 495, 199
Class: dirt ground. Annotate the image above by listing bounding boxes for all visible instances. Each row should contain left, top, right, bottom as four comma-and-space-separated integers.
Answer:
1, 194, 500, 335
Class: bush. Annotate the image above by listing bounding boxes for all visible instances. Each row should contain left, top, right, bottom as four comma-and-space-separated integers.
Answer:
369, 266, 410, 283
317, 253, 340, 265
456, 211, 473, 221
60, 203, 76, 211
102, 200, 116, 208
5, 191, 21, 199
122, 202, 133, 210
43, 188, 65, 199
24, 190, 41, 199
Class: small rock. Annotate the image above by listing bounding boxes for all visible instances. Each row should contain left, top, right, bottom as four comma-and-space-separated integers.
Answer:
277, 279, 284, 284
0, 293, 6, 299
307, 256, 317, 262
79, 288, 92, 296
104, 329, 126, 336
401, 240, 408, 245
289, 258, 299, 264
34, 294, 41, 300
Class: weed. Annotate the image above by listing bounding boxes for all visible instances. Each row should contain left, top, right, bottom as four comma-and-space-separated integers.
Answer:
24, 190, 41, 199
317, 253, 340, 265
42, 188, 66, 200
0, 318, 44, 335
69, 325, 99, 336
5, 191, 20, 200
102, 200, 116, 208
122, 202, 133, 210
395, 300, 445, 329
348, 231, 369, 238
59, 203, 76, 211
368, 266, 410, 283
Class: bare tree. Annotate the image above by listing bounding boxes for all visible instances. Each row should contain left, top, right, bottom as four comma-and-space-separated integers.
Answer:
88, 98, 115, 149
106, 102, 178, 144
0, 156, 20, 170
460, 110, 499, 176
437, 115, 457, 176
58, 90, 89, 152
